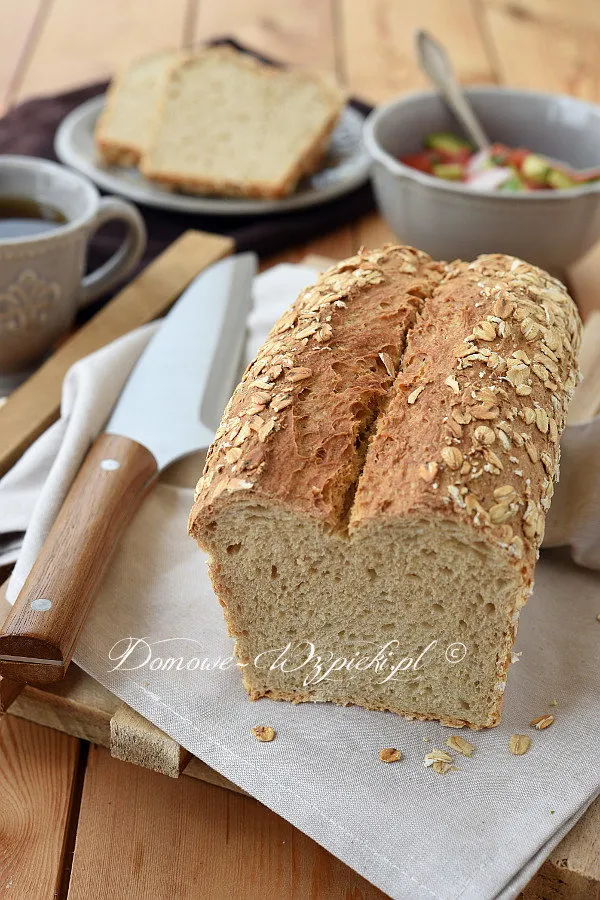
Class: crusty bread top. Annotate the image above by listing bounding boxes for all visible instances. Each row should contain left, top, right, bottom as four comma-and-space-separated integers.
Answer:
141, 46, 345, 198
190, 246, 581, 585
193, 246, 444, 522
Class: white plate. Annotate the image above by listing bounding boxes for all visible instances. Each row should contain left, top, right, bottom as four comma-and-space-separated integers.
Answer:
54, 95, 371, 216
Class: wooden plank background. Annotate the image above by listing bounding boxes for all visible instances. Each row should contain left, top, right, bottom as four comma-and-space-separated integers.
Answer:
0, 1, 599, 898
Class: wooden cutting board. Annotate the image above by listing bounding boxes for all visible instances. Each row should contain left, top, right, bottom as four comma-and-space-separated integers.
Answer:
1, 248, 599, 898
1, 585, 598, 900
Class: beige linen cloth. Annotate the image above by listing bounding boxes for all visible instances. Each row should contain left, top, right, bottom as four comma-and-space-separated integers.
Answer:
1, 264, 599, 900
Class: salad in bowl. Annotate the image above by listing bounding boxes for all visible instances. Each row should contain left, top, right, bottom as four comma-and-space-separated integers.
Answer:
400, 131, 600, 192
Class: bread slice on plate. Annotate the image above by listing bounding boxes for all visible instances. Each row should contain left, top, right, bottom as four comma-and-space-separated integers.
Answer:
189, 245, 582, 729
95, 50, 182, 166
141, 47, 345, 199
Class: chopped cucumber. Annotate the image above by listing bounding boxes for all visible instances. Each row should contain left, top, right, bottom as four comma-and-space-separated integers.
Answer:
499, 172, 527, 192
425, 132, 472, 155
546, 168, 577, 189
432, 162, 464, 180
521, 153, 551, 185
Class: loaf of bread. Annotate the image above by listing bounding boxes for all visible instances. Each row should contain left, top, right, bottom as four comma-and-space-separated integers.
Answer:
95, 50, 181, 166
189, 246, 581, 729
141, 47, 344, 199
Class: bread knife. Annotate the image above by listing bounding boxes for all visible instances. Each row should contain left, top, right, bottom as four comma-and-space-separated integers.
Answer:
0, 252, 257, 685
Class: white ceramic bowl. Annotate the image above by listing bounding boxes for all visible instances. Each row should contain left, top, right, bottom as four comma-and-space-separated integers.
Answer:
363, 87, 600, 273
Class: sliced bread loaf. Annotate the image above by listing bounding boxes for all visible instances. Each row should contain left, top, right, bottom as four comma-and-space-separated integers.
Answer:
95, 50, 182, 166
189, 246, 581, 729
141, 48, 345, 199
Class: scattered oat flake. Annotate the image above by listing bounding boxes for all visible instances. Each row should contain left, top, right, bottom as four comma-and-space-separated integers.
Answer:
530, 714, 554, 730
596, 613, 600, 622
509, 734, 531, 756
379, 748, 402, 763
252, 725, 276, 742
446, 735, 475, 757
379, 352, 396, 378
419, 461, 439, 483
407, 386, 425, 404
445, 375, 460, 394
549, 699, 558, 707
424, 749, 453, 769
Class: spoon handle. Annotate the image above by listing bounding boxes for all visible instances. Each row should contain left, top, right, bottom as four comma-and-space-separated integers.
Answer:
415, 30, 490, 151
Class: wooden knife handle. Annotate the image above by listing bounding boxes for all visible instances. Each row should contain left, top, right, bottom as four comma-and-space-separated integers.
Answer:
0, 433, 158, 684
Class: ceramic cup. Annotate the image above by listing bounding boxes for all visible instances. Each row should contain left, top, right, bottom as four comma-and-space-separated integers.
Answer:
0, 155, 146, 379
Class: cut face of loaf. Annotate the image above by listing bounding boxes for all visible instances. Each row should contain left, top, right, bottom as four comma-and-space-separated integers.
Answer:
95, 50, 182, 166
140, 47, 344, 199
189, 246, 582, 729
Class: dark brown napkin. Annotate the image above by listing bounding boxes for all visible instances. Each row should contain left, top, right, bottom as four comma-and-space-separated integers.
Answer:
0, 39, 374, 311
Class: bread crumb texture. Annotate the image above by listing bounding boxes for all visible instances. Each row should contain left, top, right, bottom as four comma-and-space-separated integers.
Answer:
190, 244, 581, 730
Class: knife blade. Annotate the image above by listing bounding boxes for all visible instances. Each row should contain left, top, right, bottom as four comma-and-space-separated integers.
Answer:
0, 252, 257, 685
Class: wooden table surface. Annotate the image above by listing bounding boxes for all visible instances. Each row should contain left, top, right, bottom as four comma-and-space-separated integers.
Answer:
1, 1, 600, 898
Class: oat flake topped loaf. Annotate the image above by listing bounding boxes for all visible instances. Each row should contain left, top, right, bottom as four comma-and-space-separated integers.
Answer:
189, 245, 581, 729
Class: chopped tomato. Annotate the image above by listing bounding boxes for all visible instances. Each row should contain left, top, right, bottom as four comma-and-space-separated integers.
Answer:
400, 150, 439, 174
507, 148, 529, 170
442, 146, 472, 165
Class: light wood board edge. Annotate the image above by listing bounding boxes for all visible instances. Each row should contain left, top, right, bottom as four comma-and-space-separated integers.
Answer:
110, 703, 192, 779
7, 679, 247, 795
0, 229, 234, 477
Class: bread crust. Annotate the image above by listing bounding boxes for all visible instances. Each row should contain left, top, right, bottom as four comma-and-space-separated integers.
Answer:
140, 47, 345, 200
191, 245, 445, 528
189, 245, 582, 729
244, 685, 496, 731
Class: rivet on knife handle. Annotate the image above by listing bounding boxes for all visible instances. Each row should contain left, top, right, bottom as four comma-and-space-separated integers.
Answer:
0, 433, 158, 684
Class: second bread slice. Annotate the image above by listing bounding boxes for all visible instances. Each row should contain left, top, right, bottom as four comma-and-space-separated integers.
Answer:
141, 48, 345, 199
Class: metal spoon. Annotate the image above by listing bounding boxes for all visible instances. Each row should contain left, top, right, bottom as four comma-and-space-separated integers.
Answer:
415, 29, 490, 151
415, 29, 600, 181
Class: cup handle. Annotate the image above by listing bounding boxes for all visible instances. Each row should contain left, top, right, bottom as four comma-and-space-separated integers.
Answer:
78, 196, 147, 308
